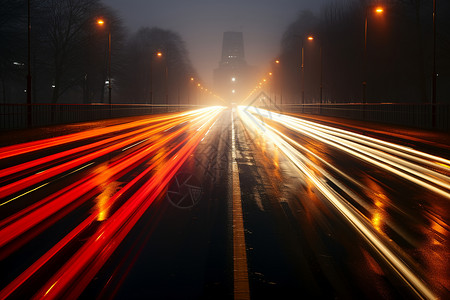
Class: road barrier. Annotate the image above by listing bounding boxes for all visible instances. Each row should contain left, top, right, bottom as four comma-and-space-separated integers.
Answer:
0, 103, 198, 130
281, 103, 449, 132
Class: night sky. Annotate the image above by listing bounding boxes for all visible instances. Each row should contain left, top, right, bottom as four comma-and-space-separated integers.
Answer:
105, 0, 326, 84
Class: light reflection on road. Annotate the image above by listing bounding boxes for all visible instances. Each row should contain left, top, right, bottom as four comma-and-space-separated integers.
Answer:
0, 106, 225, 299
239, 105, 449, 299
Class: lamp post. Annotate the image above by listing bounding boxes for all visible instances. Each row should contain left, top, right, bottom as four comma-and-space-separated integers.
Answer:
432, 0, 437, 128
301, 35, 323, 112
301, 35, 321, 105
155, 51, 168, 106
275, 59, 282, 106
162, 52, 168, 106
149, 51, 164, 107
189, 77, 194, 105
363, 6, 384, 104
27, 0, 31, 127
301, 36, 314, 105
97, 19, 111, 106
268, 72, 273, 107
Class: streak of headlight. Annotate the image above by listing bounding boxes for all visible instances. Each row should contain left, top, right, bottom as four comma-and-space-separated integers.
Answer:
0, 162, 95, 207
0, 107, 218, 161
0, 111, 200, 180
276, 114, 450, 186
0, 109, 216, 199
30, 107, 224, 299
238, 106, 438, 300
244, 106, 450, 200
0, 112, 177, 160
201, 120, 218, 141
260, 108, 450, 169
121, 138, 150, 151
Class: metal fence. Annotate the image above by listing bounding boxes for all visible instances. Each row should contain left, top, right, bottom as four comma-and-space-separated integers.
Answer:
281, 103, 449, 132
0, 103, 198, 130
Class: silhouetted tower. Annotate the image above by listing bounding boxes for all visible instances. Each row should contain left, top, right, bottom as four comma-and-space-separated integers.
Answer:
214, 31, 256, 103
220, 32, 246, 67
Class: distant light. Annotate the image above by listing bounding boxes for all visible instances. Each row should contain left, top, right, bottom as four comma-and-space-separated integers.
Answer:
263, 79, 266, 82
51, 84, 55, 88
197, 83, 201, 87
275, 60, 280, 64
307, 36, 314, 41
105, 80, 109, 84
232, 89, 236, 94
97, 19, 105, 26
190, 77, 194, 81
13, 62, 24, 66
269, 72, 273, 76
375, 7, 384, 14
157, 52, 163, 57
231, 77, 236, 82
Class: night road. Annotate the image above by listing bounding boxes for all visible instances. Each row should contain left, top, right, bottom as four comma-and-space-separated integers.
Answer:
2, 0, 450, 299
0, 108, 448, 299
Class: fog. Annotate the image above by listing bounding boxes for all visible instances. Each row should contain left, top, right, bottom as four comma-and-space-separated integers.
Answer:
1, 0, 448, 106
106, 0, 325, 85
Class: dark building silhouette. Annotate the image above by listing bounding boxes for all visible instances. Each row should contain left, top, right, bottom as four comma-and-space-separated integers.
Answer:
214, 31, 257, 103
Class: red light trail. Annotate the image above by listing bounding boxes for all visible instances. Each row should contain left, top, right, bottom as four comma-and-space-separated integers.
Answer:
0, 107, 224, 299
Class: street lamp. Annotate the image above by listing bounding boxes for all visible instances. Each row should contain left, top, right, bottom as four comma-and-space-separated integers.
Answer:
158, 51, 169, 105
97, 18, 112, 106
274, 59, 283, 106
27, 0, 32, 127
432, 0, 437, 128
149, 51, 164, 105
301, 35, 315, 105
300, 35, 323, 107
363, 6, 384, 104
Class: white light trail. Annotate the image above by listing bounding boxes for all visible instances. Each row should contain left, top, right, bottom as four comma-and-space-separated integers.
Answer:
238, 106, 440, 300
243, 106, 450, 200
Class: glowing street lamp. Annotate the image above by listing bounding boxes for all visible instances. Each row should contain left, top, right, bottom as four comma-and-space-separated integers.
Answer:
149, 50, 165, 105
274, 59, 283, 105
97, 18, 112, 106
363, 6, 385, 104
375, 7, 384, 14
26, 0, 32, 127
301, 35, 321, 105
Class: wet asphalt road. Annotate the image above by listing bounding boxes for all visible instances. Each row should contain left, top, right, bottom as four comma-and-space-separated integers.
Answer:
0, 108, 449, 299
